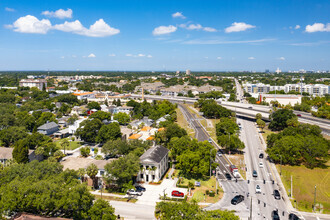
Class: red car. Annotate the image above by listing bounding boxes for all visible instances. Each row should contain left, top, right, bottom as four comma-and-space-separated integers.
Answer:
296, 114, 302, 117
171, 190, 184, 197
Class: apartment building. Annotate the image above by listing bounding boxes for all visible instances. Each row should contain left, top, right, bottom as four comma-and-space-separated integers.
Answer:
19, 79, 47, 90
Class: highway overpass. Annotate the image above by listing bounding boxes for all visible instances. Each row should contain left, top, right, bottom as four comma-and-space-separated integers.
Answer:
130, 94, 330, 134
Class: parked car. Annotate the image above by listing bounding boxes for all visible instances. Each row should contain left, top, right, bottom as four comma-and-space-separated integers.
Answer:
296, 114, 302, 117
208, 138, 212, 143
127, 189, 142, 196
135, 185, 146, 192
274, 189, 281, 200
255, 184, 261, 194
231, 195, 244, 205
253, 170, 258, 177
259, 153, 264, 159
217, 151, 222, 157
289, 213, 300, 220
171, 190, 184, 197
225, 173, 232, 180
271, 210, 280, 220
259, 162, 264, 168
248, 106, 253, 109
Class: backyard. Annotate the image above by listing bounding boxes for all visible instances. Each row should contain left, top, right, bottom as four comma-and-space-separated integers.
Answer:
55, 138, 81, 151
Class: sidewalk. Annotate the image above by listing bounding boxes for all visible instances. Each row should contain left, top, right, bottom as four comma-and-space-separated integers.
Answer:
90, 190, 125, 198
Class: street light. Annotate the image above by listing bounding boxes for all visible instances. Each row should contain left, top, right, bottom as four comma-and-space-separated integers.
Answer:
277, 154, 282, 176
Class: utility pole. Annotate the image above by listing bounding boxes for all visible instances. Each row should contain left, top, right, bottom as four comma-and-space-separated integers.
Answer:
249, 196, 252, 220
291, 175, 293, 199
313, 185, 317, 212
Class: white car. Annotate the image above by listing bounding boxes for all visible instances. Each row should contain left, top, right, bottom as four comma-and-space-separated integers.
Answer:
127, 189, 142, 196
256, 185, 261, 194
259, 162, 264, 168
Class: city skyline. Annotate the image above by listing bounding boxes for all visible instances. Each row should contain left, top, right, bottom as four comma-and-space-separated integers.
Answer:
1, 0, 330, 71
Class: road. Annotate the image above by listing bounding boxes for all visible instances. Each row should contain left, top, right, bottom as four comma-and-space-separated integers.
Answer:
109, 201, 155, 220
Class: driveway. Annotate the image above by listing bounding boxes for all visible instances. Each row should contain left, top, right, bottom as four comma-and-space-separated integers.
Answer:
136, 178, 188, 206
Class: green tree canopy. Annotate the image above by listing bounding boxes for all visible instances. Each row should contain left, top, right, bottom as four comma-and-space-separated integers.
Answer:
96, 122, 122, 143
269, 109, 296, 131
87, 101, 101, 110
104, 153, 139, 189
90, 111, 112, 121
76, 119, 103, 143
12, 139, 29, 164
113, 112, 130, 125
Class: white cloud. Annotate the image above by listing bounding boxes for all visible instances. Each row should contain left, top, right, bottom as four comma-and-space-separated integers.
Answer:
108, 54, 116, 57
147, 55, 152, 58
183, 38, 275, 45
137, 54, 145, 57
172, 12, 186, 19
88, 53, 96, 58
248, 57, 255, 60
305, 23, 330, 33
9, 15, 51, 34
186, 24, 203, 30
126, 54, 133, 57
153, 25, 177, 35
203, 27, 217, 32
60, 56, 65, 59
278, 57, 285, 60
42, 8, 72, 19
295, 25, 300, 29
225, 22, 256, 33
204, 56, 209, 59
5, 7, 15, 12
180, 23, 217, 32
126, 53, 152, 58
217, 57, 222, 60
53, 19, 120, 37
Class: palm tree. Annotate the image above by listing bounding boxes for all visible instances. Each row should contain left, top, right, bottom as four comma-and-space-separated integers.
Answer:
77, 168, 86, 183
87, 164, 98, 189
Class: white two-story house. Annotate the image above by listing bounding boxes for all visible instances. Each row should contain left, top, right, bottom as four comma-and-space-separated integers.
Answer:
137, 145, 169, 183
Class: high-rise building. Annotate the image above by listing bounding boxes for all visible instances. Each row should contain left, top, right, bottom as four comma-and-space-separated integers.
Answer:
19, 79, 47, 90
186, 69, 191, 75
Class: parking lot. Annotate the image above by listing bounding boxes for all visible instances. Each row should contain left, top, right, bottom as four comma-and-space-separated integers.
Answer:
135, 179, 188, 206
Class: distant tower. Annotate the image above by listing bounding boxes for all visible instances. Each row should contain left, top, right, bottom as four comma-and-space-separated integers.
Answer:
142, 88, 144, 101
186, 69, 191, 75
275, 67, 281, 74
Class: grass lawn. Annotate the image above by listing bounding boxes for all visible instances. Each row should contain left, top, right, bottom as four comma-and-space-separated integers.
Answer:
94, 194, 137, 203
187, 176, 223, 204
277, 164, 330, 214
261, 125, 276, 142
176, 108, 195, 138
175, 173, 223, 204
55, 138, 81, 151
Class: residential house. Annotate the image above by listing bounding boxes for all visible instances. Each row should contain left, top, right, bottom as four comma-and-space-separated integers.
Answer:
68, 118, 86, 135
130, 117, 154, 129
37, 122, 59, 136
61, 157, 113, 188
137, 145, 169, 183
0, 147, 43, 165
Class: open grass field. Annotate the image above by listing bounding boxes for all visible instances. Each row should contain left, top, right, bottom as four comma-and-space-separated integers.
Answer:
176, 108, 195, 138
260, 125, 330, 213
55, 138, 81, 150
277, 164, 330, 214
186, 176, 223, 204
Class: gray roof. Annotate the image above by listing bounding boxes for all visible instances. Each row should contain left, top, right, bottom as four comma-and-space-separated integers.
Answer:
37, 121, 58, 130
61, 157, 113, 170
140, 145, 169, 164
0, 147, 35, 160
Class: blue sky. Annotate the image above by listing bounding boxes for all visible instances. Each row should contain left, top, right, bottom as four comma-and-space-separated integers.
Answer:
1, 0, 329, 71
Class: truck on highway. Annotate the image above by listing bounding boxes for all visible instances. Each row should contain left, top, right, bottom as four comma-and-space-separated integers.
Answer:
230, 165, 240, 178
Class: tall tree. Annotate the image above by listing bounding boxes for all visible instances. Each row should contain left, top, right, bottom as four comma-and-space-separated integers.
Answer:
104, 153, 139, 188
96, 122, 122, 143
88, 199, 116, 220
12, 139, 29, 164
269, 109, 296, 131
87, 163, 99, 189
76, 119, 103, 143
